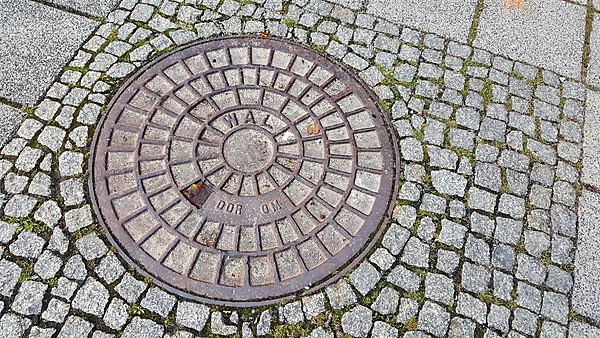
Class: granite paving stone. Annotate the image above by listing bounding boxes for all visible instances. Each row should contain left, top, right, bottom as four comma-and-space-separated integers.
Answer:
371, 287, 399, 315
140, 287, 177, 317
588, 16, 600, 87
122, 317, 164, 338
0, 260, 21, 297
583, 91, 600, 188
573, 190, 600, 321
367, 0, 477, 42
569, 321, 600, 337
72, 277, 110, 317
103, 298, 128, 330
176, 301, 210, 332
0, 314, 31, 338
474, 0, 585, 79
0, 104, 24, 147
418, 301, 450, 336
341, 305, 372, 337
0, 0, 97, 105
11, 281, 47, 315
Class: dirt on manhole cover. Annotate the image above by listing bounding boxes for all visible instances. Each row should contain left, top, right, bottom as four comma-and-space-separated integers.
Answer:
90, 36, 399, 306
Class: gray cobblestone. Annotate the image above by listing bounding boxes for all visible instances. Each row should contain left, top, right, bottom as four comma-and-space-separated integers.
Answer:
122, 317, 164, 338
76, 233, 108, 260
34, 250, 62, 280
418, 301, 450, 337
0, 313, 31, 338
58, 316, 93, 338
104, 298, 129, 330
341, 305, 372, 338
325, 279, 356, 309
9, 231, 44, 259
349, 261, 380, 295
72, 277, 110, 317
371, 287, 398, 315
42, 298, 70, 323
12, 281, 47, 315
0, 260, 21, 297
63, 255, 87, 281
462, 262, 490, 293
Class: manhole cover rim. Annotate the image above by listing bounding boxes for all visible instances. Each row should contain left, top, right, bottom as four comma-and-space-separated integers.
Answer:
88, 34, 401, 307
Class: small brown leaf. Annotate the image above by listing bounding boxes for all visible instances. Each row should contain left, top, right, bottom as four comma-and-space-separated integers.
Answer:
307, 122, 320, 135
185, 183, 203, 198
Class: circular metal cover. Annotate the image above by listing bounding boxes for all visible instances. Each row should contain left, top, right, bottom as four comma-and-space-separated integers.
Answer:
90, 36, 399, 306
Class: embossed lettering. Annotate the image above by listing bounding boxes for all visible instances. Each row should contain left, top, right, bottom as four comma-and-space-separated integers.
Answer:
259, 114, 270, 128
217, 200, 242, 214
261, 199, 282, 214
243, 111, 256, 124
223, 113, 239, 128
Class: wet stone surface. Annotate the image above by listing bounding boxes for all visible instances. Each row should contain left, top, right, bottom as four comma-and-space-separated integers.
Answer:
90, 36, 398, 306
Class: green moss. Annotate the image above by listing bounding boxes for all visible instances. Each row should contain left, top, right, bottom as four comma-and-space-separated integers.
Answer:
481, 80, 493, 106
18, 261, 34, 283
128, 304, 146, 316
421, 173, 432, 185
528, 70, 544, 88
505, 97, 513, 112
310, 312, 329, 327
449, 146, 475, 161
71, 224, 98, 240
312, 44, 327, 53
405, 316, 418, 331
272, 323, 309, 338
396, 199, 415, 207
478, 293, 501, 305
404, 290, 424, 302
8, 217, 50, 237
413, 127, 425, 141
282, 18, 297, 28
509, 71, 525, 81
568, 310, 586, 322
376, 64, 398, 87
362, 289, 381, 305
540, 251, 552, 265
467, 0, 484, 44
164, 313, 176, 327
379, 99, 393, 112
499, 169, 510, 193
514, 240, 526, 254
64, 66, 89, 73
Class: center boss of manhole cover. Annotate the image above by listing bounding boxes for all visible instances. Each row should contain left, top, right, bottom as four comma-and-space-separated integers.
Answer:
90, 36, 399, 306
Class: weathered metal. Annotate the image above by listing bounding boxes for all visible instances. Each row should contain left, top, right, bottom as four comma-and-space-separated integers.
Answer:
89, 36, 400, 306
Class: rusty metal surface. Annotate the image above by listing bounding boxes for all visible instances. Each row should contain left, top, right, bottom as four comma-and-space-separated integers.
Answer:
89, 35, 400, 306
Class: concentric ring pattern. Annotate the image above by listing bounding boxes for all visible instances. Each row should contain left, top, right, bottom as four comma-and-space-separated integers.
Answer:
90, 36, 399, 306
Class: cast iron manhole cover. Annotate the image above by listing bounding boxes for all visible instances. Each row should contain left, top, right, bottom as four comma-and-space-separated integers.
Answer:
90, 36, 399, 306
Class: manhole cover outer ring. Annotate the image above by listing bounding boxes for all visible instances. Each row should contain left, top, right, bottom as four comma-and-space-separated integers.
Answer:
89, 35, 401, 307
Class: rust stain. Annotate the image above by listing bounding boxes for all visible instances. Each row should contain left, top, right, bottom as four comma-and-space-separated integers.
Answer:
502, 0, 526, 10
307, 122, 321, 135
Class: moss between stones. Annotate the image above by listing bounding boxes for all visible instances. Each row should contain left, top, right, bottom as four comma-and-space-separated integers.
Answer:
272, 323, 309, 338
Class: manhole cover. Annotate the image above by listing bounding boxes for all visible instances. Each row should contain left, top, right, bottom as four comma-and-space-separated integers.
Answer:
90, 36, 399, 306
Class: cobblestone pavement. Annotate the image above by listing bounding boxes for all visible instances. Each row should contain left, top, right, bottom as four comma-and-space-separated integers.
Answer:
0, 0, 599, 337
